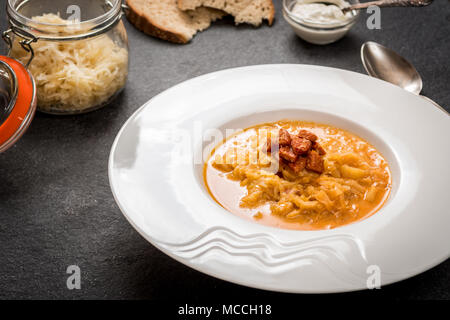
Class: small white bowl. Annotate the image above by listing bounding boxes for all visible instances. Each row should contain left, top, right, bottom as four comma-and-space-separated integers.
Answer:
283, 0, 360, 45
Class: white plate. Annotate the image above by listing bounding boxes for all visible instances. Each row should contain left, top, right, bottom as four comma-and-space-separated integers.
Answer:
109, 64, 450, 293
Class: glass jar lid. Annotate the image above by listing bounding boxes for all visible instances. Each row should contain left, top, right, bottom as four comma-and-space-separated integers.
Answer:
0, 55, 36, 153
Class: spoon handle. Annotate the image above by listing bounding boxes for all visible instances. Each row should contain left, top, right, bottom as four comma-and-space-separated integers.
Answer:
343, 0, 433, 13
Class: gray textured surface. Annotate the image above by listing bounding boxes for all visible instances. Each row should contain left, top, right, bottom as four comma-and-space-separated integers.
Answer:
0, 1, 449, 300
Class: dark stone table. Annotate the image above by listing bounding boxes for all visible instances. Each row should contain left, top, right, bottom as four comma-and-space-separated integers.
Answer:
0, 1, 449, 300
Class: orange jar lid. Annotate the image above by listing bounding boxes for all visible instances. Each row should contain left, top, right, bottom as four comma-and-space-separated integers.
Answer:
0, 55, 36, 153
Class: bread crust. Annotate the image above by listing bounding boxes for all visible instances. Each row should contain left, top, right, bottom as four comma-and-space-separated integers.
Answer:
126, 0, 190, 43
266, 1, 275, 26
178, 0, 275, 26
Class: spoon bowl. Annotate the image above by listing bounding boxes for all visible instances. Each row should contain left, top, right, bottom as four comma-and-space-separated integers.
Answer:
361, 41, 423, 95
361, 41, 447, 114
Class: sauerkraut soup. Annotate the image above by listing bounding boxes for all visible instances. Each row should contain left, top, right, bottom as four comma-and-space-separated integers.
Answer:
204, 121, 392, 230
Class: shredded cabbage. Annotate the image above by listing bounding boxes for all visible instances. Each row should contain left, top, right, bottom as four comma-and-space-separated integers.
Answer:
11, 14, 128, 113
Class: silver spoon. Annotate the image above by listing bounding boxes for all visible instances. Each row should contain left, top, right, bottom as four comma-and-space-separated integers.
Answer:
342, 0, 433, 13
361, 41, 447, 113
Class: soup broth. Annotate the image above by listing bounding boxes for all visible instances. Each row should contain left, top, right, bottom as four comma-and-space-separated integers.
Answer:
204, 121, 391, 230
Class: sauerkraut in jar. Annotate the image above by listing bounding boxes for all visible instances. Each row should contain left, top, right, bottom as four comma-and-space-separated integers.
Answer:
5, 0, 129, 114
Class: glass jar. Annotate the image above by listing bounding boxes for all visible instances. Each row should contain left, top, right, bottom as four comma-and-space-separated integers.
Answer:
4, 0, 129, 114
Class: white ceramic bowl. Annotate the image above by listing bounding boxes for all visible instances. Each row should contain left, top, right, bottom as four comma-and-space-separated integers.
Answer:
109, 64, 450, 293
283, 0, 360, 45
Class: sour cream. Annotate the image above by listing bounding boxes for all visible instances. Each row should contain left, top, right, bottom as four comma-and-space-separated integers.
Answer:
291, 0, 353, 24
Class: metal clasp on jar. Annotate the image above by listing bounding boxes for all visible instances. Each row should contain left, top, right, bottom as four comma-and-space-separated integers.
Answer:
2, 27, 38, 68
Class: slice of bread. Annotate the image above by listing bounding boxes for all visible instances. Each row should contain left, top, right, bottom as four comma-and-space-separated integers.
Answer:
126, 0, 226, 43
177, 0, 275, 26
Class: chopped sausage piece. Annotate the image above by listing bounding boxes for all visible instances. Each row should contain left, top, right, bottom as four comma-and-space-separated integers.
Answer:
291, 137, 312, 155
313, 142, 326, 155
288, 157, 307, 173
279, 128, 291, 146
267, 129, 290, 152
306, 150, 324, 173
279, 146, 298, 162
298, 129, 318, 142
